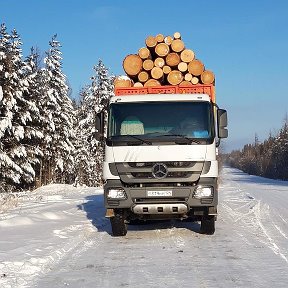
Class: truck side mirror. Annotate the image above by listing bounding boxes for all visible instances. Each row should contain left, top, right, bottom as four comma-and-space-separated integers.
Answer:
96, 111, 105, 141
217, 109, 228, 139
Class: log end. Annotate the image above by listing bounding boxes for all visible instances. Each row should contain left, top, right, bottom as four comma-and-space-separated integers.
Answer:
167, 70, 183, 85
123, 54, 143, 77
114, 75, 134, 88
201, 70, 215, 84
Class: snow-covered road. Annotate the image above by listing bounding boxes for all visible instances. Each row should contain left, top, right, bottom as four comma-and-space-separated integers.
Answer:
1, 167, 288, 288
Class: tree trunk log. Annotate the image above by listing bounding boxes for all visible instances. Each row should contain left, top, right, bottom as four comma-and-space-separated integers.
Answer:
191, 76, 199, 85
156, 33, 164, 43
200, 70, 215, 84
144, 79, 161, 87
167, 70, 183, 85
173, 32, 181, 39
163, 65, 172, 75
187, 59, 205, 76
138, 47, 151, 59
145, 35, 157, 50
123, 54, 143, 77
114, 76, 134, 88
143, 59, 154, 71
179, 80, 193, 86
151, 67, 164, 81
166, 52, 180, 67
154, 57, 165, 68
180, 49, 195, 63
184, 73, 192, 81
134, 82, 144, 87
155, 43, 170, 57
164, 35, 173, 45
171, 39, 185, 53
178, 62, 188, 72
138, 71, 150, 83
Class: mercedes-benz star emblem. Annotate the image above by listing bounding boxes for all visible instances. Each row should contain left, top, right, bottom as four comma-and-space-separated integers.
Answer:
152, 163, 168, 179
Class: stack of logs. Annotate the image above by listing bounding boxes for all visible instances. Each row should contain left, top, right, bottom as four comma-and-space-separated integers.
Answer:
114, 32, 215, 88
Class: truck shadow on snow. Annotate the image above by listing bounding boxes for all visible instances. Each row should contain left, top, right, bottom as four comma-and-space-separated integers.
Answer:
78, 194, 202, 236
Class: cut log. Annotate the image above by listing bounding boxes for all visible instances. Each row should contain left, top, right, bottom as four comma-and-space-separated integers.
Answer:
151, 67, 164, 81
171, 39, 185, 53
179, 80, 193, 86
178, 62, 188, 72
138, 71, 150, 83
173, 32, 181, 39
200, 70, 215, 84
184, 73, 192, 81
134, 82, 144, 87
143, 59, 154, 71
138, 47, 151, 59
164, 35, 173, 45
155, 43, 170, 57
187, 59, 205, 76
163, 65, 172, 75
165, 52, 180, 67
167, 70, 183, 85
114, 75, 134, 88
123, 54, 143, 77
191, 76, 199, 85
154, 57, 165, 68
144, 79, 161, 87
156, 33, 164, 43
180, 49, 195, 63
145, 35, 157, 50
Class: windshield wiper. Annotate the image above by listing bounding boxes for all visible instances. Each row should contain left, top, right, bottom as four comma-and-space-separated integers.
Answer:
122, 135, 152, 145
162, 134, 201, 144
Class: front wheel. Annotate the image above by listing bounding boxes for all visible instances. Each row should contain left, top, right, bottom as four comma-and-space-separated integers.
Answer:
200, 216, 215, 235
110, 211, 127, 237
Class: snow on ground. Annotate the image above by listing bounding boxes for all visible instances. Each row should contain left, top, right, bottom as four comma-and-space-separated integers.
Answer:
1, 167, 288, 288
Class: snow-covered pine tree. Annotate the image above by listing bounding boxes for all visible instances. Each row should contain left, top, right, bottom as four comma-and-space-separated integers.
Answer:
74, 85, 97, 186
40, 35, 76, 184
0, 24, 42, 191
74, 60, 114, 186
22, 47, 45, 186
91, 60, 115, 185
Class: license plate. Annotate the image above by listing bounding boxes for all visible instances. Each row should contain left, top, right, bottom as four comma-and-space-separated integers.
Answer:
147, 190, 172, 197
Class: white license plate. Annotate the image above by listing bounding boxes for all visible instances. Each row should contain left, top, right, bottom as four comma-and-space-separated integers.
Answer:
147, 190, 173, 197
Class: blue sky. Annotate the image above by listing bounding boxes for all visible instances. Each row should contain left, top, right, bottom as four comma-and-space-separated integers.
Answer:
1, 0, 288, 152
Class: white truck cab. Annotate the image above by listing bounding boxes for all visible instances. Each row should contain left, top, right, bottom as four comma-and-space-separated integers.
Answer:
97, 85, 228, 236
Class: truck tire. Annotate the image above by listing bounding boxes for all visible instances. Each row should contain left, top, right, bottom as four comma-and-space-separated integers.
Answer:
110, 212, 127, 237
200, 216, 215, 235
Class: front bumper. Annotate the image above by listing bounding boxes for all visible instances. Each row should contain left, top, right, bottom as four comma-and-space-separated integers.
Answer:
104, 177, 218, 211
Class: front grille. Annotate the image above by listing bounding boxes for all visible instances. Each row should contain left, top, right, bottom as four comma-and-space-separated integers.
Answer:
131, 171, 191, 179
115, 161, 206, 184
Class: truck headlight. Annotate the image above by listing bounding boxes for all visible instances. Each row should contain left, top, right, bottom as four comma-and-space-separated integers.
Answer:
107, 188, 127, 199
193, 186, 213, 199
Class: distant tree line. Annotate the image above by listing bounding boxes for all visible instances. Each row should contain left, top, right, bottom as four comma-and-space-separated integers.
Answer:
227, 121, 288, 180
0, 23, 114, 192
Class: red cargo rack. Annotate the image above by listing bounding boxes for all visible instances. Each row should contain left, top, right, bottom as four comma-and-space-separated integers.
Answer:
114, 84, 215, 103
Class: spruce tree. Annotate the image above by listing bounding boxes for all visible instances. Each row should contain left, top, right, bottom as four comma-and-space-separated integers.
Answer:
0, 25, 41, 191
40, 35, 76, 184
75, 60, 114, 186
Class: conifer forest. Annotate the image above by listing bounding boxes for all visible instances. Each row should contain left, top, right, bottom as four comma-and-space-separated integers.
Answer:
0, 24, 114, 192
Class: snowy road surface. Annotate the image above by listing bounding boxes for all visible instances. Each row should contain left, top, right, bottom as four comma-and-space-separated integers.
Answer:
1, 166, 288, 287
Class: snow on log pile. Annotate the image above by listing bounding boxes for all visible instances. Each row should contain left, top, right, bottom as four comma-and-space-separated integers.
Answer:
114, 32, 215, 88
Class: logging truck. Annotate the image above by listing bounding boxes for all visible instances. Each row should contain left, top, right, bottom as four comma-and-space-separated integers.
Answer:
96, 85, 228, 236
96, 33, 228, 236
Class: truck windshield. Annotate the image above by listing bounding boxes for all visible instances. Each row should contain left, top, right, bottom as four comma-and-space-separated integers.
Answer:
108, 101, 214, 144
